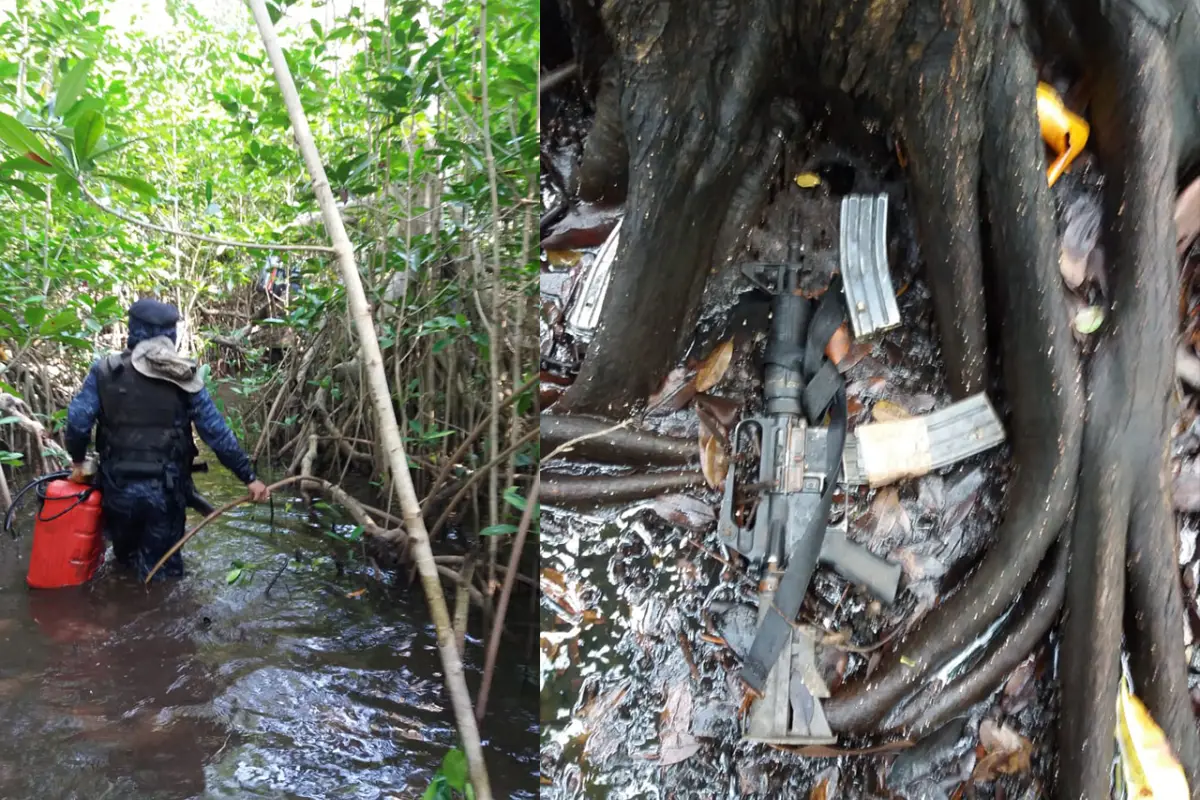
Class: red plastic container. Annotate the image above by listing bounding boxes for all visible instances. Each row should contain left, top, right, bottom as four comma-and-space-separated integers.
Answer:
27, 479, 104, 589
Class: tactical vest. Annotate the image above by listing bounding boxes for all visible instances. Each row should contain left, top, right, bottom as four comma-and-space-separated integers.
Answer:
95, 352, 195, 480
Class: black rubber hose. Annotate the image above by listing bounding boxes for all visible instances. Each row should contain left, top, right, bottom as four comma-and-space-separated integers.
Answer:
4, 470, 69, 538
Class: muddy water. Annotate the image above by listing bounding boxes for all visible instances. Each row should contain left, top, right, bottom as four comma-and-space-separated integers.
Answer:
0, 462, 538, 799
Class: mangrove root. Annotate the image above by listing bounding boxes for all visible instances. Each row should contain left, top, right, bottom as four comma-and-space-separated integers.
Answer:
541, 414, 698, 466
541, 470, 706, 508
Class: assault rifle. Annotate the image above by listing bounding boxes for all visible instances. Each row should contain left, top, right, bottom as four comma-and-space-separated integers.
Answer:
717, 195, 1005, 744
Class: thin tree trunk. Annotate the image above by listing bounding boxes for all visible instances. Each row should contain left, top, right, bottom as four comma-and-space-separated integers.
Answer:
0, 465, 12, 512
480, 0, 502, 595
247, 3, 493, 796
454, 547, 478, 654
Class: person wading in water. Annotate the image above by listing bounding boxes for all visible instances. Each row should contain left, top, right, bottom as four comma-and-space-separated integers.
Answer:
64, 299, 270, 580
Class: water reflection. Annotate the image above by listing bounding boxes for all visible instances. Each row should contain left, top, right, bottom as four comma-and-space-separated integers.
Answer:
0, 468, 538, 799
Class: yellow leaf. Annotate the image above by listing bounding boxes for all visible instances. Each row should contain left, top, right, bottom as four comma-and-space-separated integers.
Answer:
346, 588, 366, 598
1116, 677, 1190, 798
795, 172, 821, 188
695, 339, 734, 393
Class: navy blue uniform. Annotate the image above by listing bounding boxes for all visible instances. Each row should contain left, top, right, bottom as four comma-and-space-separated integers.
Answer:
64, 309, 256, 580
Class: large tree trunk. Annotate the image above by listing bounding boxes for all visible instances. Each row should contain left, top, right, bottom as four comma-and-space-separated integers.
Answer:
552, 0, 1200, 793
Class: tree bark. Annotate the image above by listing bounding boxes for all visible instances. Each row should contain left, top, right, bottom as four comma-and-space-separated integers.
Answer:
248, 2, 493, 796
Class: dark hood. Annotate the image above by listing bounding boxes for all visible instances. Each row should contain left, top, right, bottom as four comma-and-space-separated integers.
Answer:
126, 318, 177, 350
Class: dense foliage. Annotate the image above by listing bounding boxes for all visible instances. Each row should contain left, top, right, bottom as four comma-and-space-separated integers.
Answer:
0, 0, 537, 527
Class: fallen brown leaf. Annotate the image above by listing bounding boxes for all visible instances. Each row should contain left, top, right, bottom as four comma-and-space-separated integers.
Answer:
838, 339, 874, 373
345, 588, 366, 598
700, 429, 729, 489
580, 682, 631, 764
972, 719, 1033, 783
541, 568, 567, 592
659, 732, 701, 765
695, 392, 741, 429
869, 487, 912, 542
659, 681, 701, 765
695, 339, 735, 393
892, 547, 947, 582
648, 366, 697, 413
1001, 656, 1037, 716
825, 323, 851, 366
646, 494, 716, 531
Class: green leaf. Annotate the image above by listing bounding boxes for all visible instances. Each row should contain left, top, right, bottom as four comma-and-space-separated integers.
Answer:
421, 775, 449, 800
0, 156, 58, 175
226, 567, 242, 584
55, 58, 93, 115
478, 524, 518, 537
100, 172, 157, 200
60, 96, 104, 124
24, 305, 45, 330
39, 308, 78, 335
0, 111, 64, 172
502, 486, 525, 511
1, 178, 46, 201
441, 749, 467, 791
73, 110, 104, 162
93, 296, 121, 318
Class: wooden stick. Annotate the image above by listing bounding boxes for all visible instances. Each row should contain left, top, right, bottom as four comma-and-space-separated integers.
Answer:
476, 473, 539, 722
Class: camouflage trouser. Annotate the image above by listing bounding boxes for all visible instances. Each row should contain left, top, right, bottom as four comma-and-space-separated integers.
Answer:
101, 478, 188, 581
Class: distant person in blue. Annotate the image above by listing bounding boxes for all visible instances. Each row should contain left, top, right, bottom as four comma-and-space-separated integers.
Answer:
65, 299, 271, 581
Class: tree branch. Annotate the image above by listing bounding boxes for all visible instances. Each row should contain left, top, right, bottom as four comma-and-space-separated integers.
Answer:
77, 180, 336, 254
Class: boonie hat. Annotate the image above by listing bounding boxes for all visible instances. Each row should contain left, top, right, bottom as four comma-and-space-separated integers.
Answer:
130, 335, 204, 393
